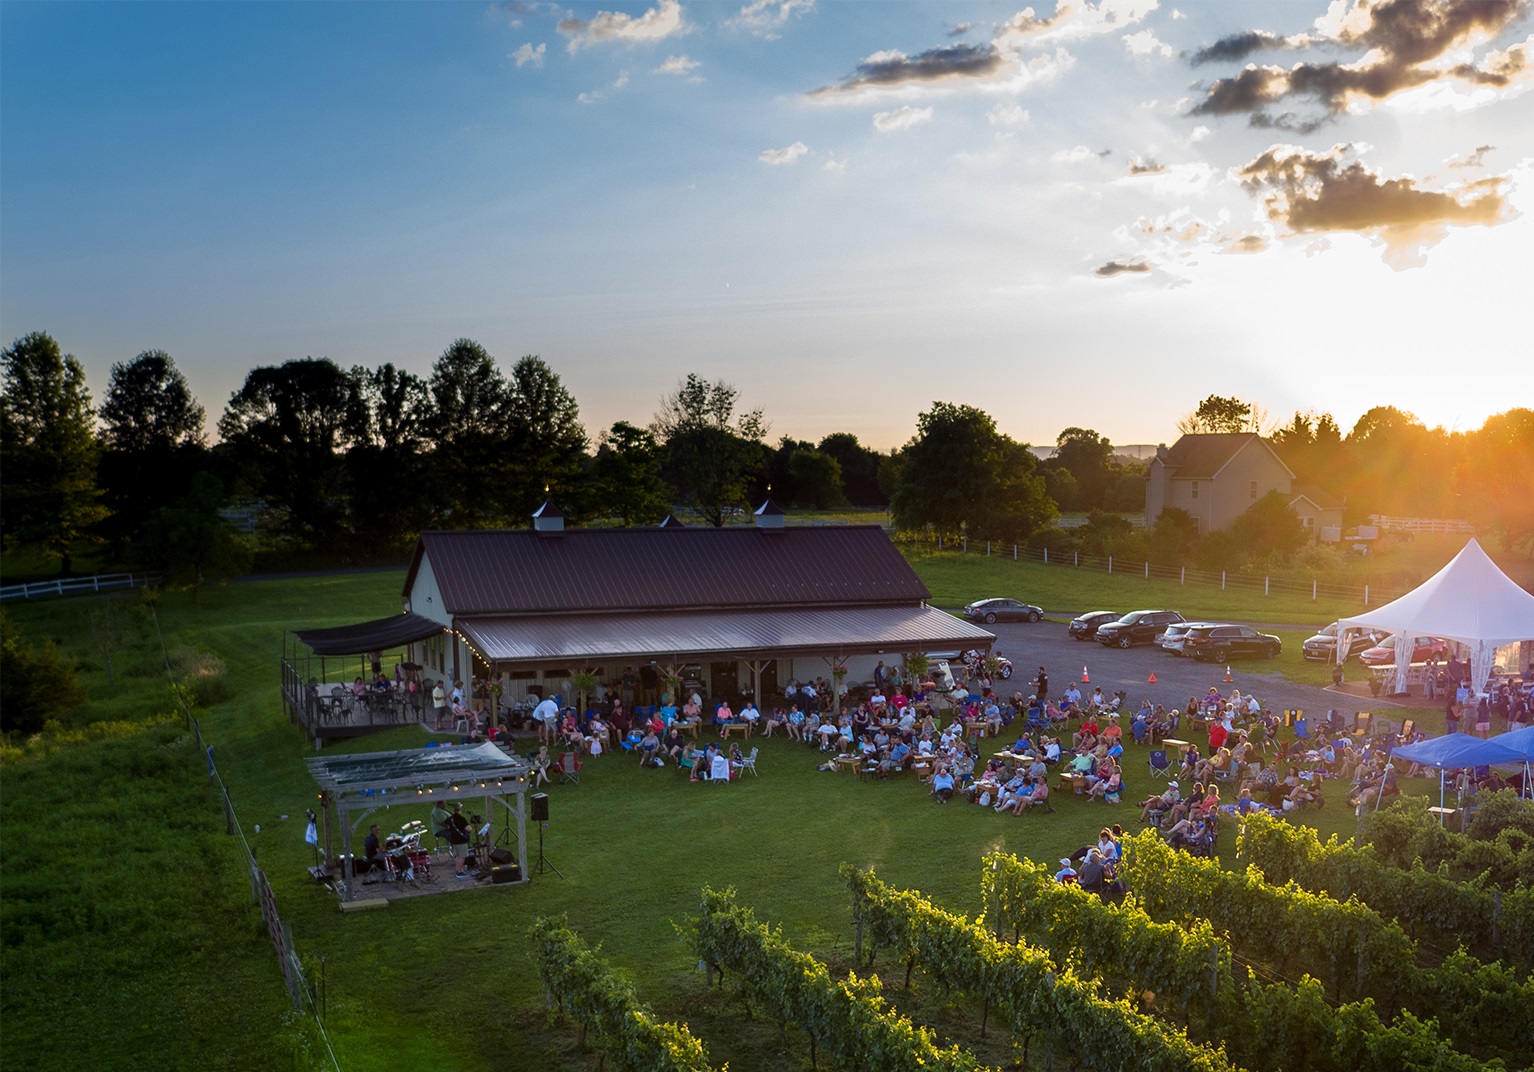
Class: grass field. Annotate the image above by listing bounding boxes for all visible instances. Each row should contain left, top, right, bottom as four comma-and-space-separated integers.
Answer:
5, 558, 1468, 1072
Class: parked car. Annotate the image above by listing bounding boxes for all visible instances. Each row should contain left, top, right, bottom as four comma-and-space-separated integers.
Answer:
1358, 635, 1452, 667
1095, 610, 1186, 648
1159, 621, 1215, 655
1069, 610, 1119, 641
1182, 624, 1282, 661
963, 597, 1043, 624
1301, 622, 1385, 661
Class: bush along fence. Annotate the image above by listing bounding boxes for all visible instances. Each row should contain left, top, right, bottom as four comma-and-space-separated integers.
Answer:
979, 852, 1490, 1072
1113, 832, 1534, 1065
529, 918, 719, 1072
1235, 811, 1534, 970
891, 531, 1406, 607
841, 867, 1235, 1072
694, 886, 992, 1072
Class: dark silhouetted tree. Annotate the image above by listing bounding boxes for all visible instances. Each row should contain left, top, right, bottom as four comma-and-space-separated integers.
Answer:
592, 421, 671, 525
98, 349, 208, 553
1, 610, 86, 734
1176, 394, 1265, 435
818, 433, 886, 506
426, 339, 509, 528
217, 357, 366, 545
347, 363, 431, 552
652, 374, 768, 527
504, 355, 587, 522
135, 473, 254, 600
0, 332, 109, 575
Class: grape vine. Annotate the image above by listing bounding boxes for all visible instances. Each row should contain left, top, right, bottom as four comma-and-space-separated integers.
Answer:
530, 917, 719, 1072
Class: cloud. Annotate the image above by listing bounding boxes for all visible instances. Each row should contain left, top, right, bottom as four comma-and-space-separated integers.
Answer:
1189, 0, 1532, 128
1235, 142, 1512, 268
512, 42, 547, 68
1190, 124, 1212, 141
759, 141, 809, 165
1051, 144, 1098, 164
495, 0, 561, 27
1221, 233, 1271, 254
733, 0, 814, 38
808, 0, 1149, 98
808, 43, 1008, 96
1447, 144, 1496, 168
655, 54, 700, 74
577, 70, 631, 104
949, 22, 978, 37
872, 104, 934, 132
1094, 258, 1152, 277
1123, 29, 1175, 59
559, 0, 685, 51
823, 158, 847, 173
988, 101, 1031, 125
1127, 157, 1167, 175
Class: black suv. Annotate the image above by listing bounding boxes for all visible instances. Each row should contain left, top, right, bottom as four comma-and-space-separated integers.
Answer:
1182, 624, 1282, 661
1095, 610, 1184, 648
1069, 611, 1119, 641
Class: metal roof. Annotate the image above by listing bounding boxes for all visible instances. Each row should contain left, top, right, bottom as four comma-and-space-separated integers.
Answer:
404, 525, 929, 616
306, 742, 532, 793
456, 605, 995, 665
292, 612, 446, 656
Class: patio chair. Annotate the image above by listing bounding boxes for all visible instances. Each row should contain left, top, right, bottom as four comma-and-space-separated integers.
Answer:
557, 752, 582, 785
1147, 749, 1171, 780
739, 747, 759, 777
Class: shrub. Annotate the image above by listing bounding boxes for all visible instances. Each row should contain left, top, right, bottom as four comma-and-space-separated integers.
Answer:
167, 644, 229, 707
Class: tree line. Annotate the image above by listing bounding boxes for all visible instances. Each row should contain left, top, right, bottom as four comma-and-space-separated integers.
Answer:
2, 334, 1531, 588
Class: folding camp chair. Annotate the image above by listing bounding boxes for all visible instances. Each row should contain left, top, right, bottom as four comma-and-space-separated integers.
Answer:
557, 751, 583, 785
1147, 749, 1171, 781
739, 747, 759, 777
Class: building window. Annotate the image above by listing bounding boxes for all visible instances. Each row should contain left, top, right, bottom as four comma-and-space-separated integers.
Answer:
1250, 480, 1258, 499
1191, 481, 1199, 499
1301, 516, 1314, 529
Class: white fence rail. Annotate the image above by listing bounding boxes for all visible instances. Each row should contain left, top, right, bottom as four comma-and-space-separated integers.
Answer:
0, 572, 148, 602
1369, 515, 1476, 535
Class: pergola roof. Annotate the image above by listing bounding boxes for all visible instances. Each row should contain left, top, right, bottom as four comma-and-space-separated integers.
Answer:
293, 612, 445, 656
457, 605, 995, 666
306, 742, 532, 794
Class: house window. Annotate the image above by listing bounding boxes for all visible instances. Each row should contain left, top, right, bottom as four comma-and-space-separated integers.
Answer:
1191, 481, 1199, 499
1250, 480, 1258, 499
1301, 516, 1313, 529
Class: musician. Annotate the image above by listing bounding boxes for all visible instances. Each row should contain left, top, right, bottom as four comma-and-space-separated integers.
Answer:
360, 824, 383, 874
448, 803, 473, 878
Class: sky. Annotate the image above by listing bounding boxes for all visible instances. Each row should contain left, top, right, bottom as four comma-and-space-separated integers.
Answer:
2, 0, 1531, 452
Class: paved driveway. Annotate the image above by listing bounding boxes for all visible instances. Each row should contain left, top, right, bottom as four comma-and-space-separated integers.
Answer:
981, 619, 1364, 721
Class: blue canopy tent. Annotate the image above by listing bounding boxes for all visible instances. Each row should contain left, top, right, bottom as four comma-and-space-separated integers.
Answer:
1488, 725, 1534, 799
1391, 733, 1523, 818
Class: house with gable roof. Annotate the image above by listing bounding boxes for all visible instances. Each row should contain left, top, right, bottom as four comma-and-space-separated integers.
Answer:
1145, 433, 1344, 538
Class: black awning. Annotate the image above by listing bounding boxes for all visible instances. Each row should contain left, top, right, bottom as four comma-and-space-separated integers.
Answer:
293, 613, 445, 656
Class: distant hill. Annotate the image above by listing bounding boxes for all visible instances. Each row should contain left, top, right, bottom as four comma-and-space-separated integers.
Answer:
1027, 443, 1160, 462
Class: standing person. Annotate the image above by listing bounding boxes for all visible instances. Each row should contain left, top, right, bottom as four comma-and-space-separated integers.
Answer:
447, 803, 473, 877
431, 680, 449, 730
1034, 667, 1049, 704
368, 650, 383, 679
533, 694, 560, 744
1445, 697, 1461, 735
621, 666, 638, 708
874, 660, 887, 691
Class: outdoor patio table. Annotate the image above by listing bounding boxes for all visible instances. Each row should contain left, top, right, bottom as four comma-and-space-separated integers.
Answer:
721, 722, 749, 739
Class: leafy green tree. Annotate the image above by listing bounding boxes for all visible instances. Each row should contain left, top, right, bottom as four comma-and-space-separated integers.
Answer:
1045, 427, 1117, 510
592, 421, 671, 525
787, 448, 845, 510
504, 355, 588, 522
1078, 508, 1133, 557
0, 609, 87, 735
134, 473, 254, 600
216, 357, 366, 545
0, 331, 109, 574
652, 374, 768, 527
818, 433, 886, 506
98, 350, 208, 553
1176, 394, 1264, 435
1458, 408, 1534, 555
1229, 489, 1307, 561
890, 401, 1055, 543
426, 339, 510, 528
1270, 410, 1345, 488
1148, 506, 1199, 563
83, 598, 148, 687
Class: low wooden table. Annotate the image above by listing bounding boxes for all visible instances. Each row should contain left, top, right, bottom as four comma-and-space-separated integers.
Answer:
1427, 806, 1458, 825
1056, 771, 1086, 792
674, 720, 701, 737
1162, 738, 1190, 749
834, 755, 861, 775
721, 722, 750, 739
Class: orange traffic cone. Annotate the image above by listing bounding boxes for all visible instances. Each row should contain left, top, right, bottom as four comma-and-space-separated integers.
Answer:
1082, 665, 1090, 683
1147, 672, 1157, 684
1225, 666, 1233, 682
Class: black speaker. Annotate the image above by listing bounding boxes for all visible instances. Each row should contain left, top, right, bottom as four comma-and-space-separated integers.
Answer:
489, 847, 515, 865
530, 792, 549, 821
491, 863, 522, 884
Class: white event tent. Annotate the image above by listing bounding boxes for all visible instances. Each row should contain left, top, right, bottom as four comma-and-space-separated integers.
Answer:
1338, 538, 1534, 695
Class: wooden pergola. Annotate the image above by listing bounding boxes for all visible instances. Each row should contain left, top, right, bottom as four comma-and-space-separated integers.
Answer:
306, 743, 533, 902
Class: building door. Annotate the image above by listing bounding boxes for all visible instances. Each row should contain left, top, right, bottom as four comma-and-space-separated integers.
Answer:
710, 661, 739, 703
756, 660, 779, 704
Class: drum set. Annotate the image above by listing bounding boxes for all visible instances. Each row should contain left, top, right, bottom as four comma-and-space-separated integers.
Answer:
375, 820, 433, 885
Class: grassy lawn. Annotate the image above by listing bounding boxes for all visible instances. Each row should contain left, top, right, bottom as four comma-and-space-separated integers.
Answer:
0, 560, 1484, 1070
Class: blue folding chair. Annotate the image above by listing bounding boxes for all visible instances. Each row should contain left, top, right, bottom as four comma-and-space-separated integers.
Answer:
1148, 749, 1171, 781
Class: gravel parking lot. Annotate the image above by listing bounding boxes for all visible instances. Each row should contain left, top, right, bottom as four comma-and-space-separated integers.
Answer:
980, 618, 1361, 720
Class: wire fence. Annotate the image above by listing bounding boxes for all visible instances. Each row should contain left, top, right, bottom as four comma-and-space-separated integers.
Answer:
0, 571, 152, 602
149, 600, 343, 1072
889, 531, 1410, 608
